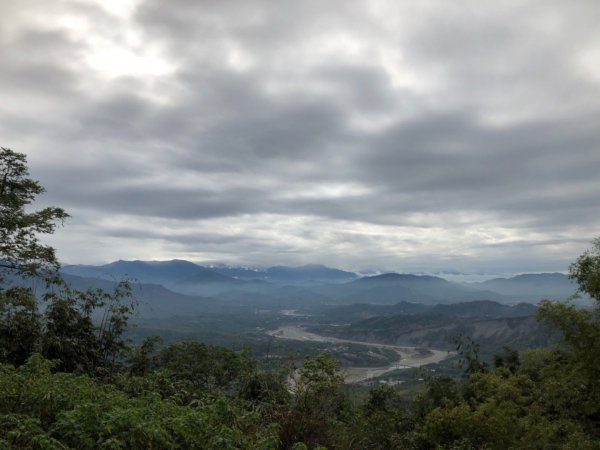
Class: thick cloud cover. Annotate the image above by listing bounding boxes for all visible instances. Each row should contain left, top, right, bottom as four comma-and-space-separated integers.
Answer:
1, 0, 599, 274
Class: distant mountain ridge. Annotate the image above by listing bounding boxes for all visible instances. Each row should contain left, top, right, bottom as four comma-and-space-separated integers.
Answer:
355, 273, 442, 283
211, 263, 357, 285
330, 272, 506, 304
63, 259, 232, 283
60, 260, 578, 306
470, 272, 579, 302
62, 260, 358, 288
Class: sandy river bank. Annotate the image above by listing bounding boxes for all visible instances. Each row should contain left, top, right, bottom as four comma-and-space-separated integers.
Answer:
268, 325, 452, 383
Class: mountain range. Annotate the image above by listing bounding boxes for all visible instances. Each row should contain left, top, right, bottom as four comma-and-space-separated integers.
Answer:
56, 260, 584, 319
471, 273, 578, 302
62, 260, 356, 293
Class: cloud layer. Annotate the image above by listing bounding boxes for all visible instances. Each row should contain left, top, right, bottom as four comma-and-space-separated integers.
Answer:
1, 0, 599, 274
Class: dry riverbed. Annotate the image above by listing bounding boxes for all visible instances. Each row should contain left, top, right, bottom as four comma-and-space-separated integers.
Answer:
269, 325, 452, 383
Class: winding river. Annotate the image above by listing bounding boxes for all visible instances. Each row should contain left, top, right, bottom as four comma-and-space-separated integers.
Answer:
268, 325, 452, 383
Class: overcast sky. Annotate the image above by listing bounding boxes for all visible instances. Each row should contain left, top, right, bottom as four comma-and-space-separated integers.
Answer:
1, 0, 599, 275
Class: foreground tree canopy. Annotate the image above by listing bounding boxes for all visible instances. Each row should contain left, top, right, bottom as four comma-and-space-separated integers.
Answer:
1, 147, 600, 449
0, 147, 68, 282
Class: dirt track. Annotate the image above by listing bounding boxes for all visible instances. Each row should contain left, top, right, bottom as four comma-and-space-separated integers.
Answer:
268, 325, 452, 383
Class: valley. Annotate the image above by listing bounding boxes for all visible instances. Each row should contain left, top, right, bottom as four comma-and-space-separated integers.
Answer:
269, 325, 451, 383
53, 259, 573, 373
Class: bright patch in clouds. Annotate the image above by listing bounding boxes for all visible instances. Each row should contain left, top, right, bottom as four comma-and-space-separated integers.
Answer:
85, 45, 172, 79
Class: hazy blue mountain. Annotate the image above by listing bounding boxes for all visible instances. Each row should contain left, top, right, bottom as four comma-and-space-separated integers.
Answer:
59, 273, 217, 318
211, 263, 357, 285
60, 262, 582, 307
62, 261, 357, 295
59, 273, 311, 318
62, 259, 232, 284
61, 260, 248, 296
471, 273, 579, 302
208, 265, 270, 281
266, 264, 357, 284
312, 273, 507, 305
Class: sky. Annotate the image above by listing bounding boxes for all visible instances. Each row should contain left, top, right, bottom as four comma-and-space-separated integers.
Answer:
1, 0, 599, 275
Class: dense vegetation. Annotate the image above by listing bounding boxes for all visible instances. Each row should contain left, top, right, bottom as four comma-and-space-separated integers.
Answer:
1, 147, 600, 449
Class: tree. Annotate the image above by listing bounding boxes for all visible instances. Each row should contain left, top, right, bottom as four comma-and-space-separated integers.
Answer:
537, 237, 600, 374
41, 281, 137, 376
569, 237, 600, 301
0, 148, 136, 375
0, 148, 67, 366
127, 335, 163, 377
0, 286, 41, 365
410, 238, 600, 449
279, 353, 349, 448
534, 238, 600, 439
0, 147, 68, 282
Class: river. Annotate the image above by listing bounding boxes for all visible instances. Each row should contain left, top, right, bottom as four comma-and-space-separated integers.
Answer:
268, 325, 452, 383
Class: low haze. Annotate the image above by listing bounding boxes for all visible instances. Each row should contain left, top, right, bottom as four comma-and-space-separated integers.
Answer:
1, 0, 599, 274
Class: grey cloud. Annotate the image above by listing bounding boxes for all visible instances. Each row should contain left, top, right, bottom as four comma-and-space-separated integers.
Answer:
402, 1, 600, 120
104, 227, 247, 246
0, 28, 81, 108
1, 0, 599, 273
135, 0, 365, 53
356, 111, 600, 215
312, 63, 397, 113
